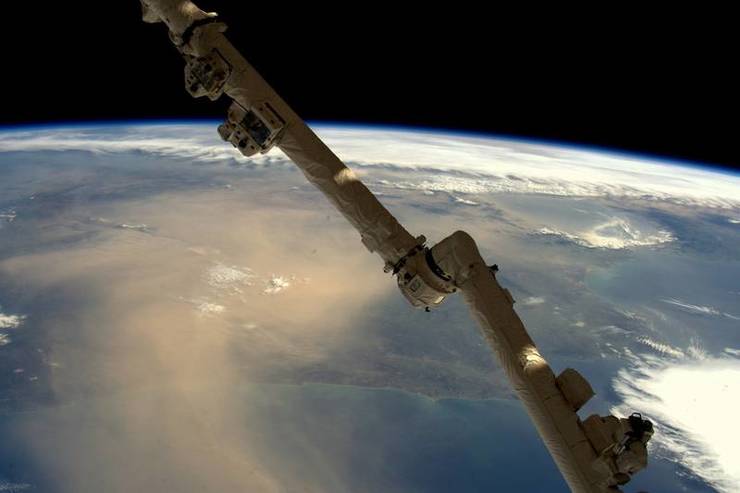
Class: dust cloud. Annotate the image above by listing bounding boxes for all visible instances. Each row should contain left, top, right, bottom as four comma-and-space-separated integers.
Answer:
0, 189, 392, 492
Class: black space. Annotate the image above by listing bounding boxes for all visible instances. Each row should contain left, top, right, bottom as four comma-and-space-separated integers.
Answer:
3, 4, 738, 171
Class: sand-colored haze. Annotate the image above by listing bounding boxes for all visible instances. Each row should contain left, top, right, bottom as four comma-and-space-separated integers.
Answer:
0, 189, 393, 492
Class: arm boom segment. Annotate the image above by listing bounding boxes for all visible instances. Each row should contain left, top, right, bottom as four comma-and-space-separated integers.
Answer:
139, 2, 653, 491
428, 232, 651, 492
142, 0, 419, 267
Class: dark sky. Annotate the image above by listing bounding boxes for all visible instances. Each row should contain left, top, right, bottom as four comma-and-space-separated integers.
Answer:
3, 3, 738, 171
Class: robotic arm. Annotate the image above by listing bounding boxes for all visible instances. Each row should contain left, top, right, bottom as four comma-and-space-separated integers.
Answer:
139, 2, 653, 491
141, 0, 420, 268
426, 232, 653, 491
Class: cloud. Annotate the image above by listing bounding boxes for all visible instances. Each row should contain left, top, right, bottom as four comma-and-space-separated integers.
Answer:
595, 325, 631, 336
0, 306, 31, 348
534, 218, 674, 250
178, 298, 226, 316
206, 263, 256, 293
452, 196, 479, 206
635, 336, 686, 359
204, 263, 300, 300
0, 481, 31, 492
0, 210, 16, 223
661, 298, 740, 320
611, 349, 740, 492
2, 124, 739, 209
661, 298, 720, 316
263, 275, 291, 295
0, 125, 283, 166
579, 219, 674, 249
520, 296, 546, 306
117, 223, 151, 232
197, 301, 225, 315
175, 262, 311, 319
0, 311, 24, 329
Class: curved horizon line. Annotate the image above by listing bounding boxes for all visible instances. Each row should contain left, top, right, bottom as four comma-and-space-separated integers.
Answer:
0, 118, 738, 177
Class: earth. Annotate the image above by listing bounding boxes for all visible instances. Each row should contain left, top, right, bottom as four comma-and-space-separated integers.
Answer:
0, 123, 739, 493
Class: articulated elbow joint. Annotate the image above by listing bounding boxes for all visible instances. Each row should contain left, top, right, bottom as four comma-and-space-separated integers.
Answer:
429, 230, 487, 286
390, 237, 450, 311
393, 230, 487, 311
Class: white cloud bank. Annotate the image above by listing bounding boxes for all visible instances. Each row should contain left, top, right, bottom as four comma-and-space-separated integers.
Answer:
0, 314, 24, 329
612, 350, 740, 492
520, 296, 546, 306
1, 124, 739, 209
0, 308, 26, 345
535, 218, 674, 250
661, 298, 740, 321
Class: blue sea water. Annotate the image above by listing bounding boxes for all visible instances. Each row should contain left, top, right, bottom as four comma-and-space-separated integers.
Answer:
0, 383, 569, 492
244, 383, 566, 492
0, 380, 716, 492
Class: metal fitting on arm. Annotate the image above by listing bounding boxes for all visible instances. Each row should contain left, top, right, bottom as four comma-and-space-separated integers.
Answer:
218, 101, 286, 157
139, 0, 216, 37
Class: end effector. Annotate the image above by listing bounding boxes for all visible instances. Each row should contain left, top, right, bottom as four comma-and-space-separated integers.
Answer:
584, 412, 654, 489
141, 1, 287, 158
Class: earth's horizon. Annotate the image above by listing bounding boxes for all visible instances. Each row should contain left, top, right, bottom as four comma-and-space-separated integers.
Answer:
1, 122, 739, 493
6, 119, 740, 178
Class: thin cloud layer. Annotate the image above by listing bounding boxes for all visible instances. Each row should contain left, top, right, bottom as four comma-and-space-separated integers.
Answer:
661, 298, 740, 320
0, 210, 16, 223
0, 480, 31, 492
520, 296, 546, 306
206, 263, 256, 292
1, 124, 739, 208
